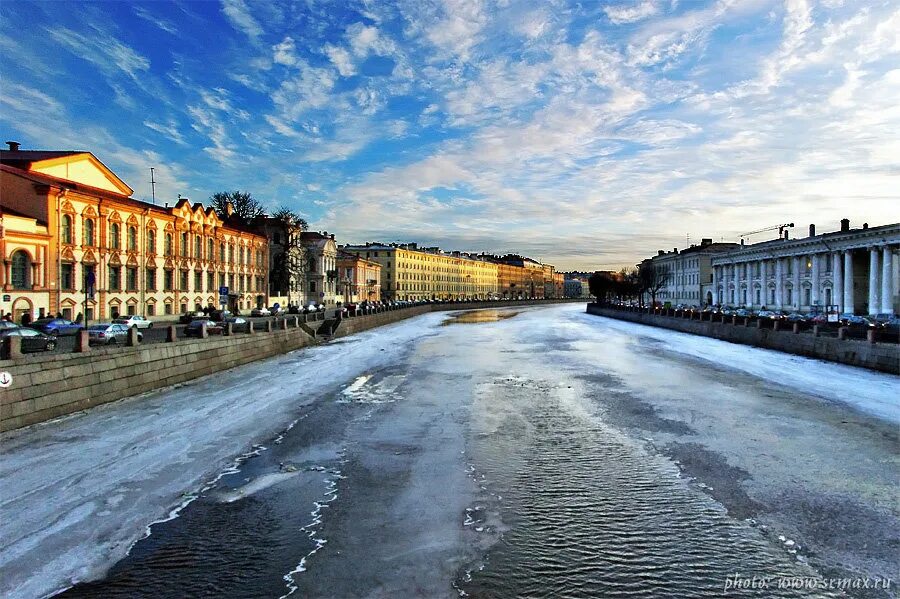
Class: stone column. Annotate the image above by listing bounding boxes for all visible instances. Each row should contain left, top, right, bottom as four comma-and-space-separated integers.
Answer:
832, 252, 843, 313
868, 247, 880, 315
881, 246, 893, 314
760, 260, 768, 308
711, 266, 719, 306
774, 259, 783, 310
732, 263, 739, 306
843, 251, 855, 314
792, 256, 801, 310
811, 253, 821, 309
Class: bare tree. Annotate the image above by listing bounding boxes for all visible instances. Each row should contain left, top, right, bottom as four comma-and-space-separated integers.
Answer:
269, 207, 309, 304
210, 191, 264, 223
638, 262, 670, 307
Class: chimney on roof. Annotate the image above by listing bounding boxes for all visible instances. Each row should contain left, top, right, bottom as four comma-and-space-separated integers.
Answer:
840, 218, 850, 232
658, 250, 664, 256
701, 238, 712, 246
673, 247, 678, 253
330, 233, 334, 240
5, 141, 20, 151
783, 230, 789, 240
809, 224, 815, 237
225, 202, 234, 217
740, 239, 745, 246
863, 223, 868, 229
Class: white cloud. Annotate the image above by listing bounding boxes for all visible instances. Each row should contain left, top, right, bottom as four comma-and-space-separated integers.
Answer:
604, 1, 659, 25
273, 37, 299, 66
47, 27, 150, 79
221, 0, 263, 40
324, 44, 356, 77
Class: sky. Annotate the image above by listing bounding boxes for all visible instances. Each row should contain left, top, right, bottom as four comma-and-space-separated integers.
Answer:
1, 0, 898, 270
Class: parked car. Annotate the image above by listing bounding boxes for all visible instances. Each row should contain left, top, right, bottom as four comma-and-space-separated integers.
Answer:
250, 307, 271, 317
0, 320, 19, 331
756, 310, 784, 321
784, 312, 807, 323
208, 310, 232, 322
87, 323, 140, 345
0, 327, 57, 352
184, 319, 224, 337
28, 317, 83, 336
112, 315, 153, 329
838, 314, 875, 327
179, 311, 205, 324
734, 308, 754, 318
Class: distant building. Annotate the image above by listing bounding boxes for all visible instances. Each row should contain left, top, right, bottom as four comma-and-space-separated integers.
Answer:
641, 238, 740, 307
564, 279, 583, 298
710, 220, 898, 315
336, 250, 381, 303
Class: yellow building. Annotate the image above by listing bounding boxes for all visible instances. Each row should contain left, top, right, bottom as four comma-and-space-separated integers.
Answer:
341, 243, 500, 301
0, 143, 268, 321
337, 250, 382, 303
0, 207, 52, 322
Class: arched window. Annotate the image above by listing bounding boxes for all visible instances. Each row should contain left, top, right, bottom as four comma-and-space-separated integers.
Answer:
207, 238, 214, 260
229, 244, 234, 263
195, 235, 202, 259
147, 230, 156, 254
62, 215, 73, 244
128, 226, 137, 251
180, 232, 188, 257
110, 222, 120, 249
84, 219, 95, 246
239, 247, 244, 265
11, 250, 31, 289
219, 243, 226, 262
165, 233, 173, 256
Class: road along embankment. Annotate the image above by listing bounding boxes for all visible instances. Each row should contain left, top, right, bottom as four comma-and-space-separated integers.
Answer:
0, 300, 581, 432
586, 304, 899, 375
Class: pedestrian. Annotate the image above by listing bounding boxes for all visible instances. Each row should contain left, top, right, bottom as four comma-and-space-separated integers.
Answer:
75, 312, 83, 324
2, 312, 11, 322
56, 312, 63, 318
21, 312, 32, 326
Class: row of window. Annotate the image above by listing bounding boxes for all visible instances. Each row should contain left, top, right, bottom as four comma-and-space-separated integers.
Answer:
60, 216, 264, 265
722, 287, 835, 307
57, 263, 264, 294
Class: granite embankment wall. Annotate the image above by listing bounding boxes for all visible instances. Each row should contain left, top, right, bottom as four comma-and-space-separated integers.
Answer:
0, 299, 580, 432
586, 305, 899, 375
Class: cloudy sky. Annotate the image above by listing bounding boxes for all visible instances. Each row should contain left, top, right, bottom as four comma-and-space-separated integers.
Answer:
1, 0, 898, 269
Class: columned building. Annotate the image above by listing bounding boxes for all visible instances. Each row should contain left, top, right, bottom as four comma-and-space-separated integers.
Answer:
646, 239, 741, 307
299, 231, 338, 306
710, 220, 899, 315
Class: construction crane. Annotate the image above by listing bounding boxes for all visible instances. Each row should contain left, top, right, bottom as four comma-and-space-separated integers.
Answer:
740, 223, 794, 241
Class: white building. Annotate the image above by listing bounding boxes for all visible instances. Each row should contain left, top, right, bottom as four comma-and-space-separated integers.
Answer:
711, 220, 899, 315
299, 231, 338, 306
646, 239, 740, 307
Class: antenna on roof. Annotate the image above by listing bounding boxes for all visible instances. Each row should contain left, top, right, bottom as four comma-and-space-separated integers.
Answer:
150, 167, 156, 205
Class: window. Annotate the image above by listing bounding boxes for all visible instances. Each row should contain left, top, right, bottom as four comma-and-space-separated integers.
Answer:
194, 271, 202, 292
11, 251, 30, 289
128, 227, 137, 251
804, 287, 811, 306
127, 267, 138, 291
147, 304, 156, 316
229, 244, 234, 263
110, 222, 120, 250
165, 233, 173, 257
180, 232, 189, 257
147, 230, 156, 254
195, 235, 202, 259
62, 215, 73, 244
84, 219, 95, 246
61, 263, 74, 290
208, 239, 214, 260
309, 281, 317, 292
219, 243, 226, 262
164, 270, 174, 291
180, 270, 189, 291
207, 272, 214, 291
164, 302, 173, 315
109, 266, 121, 291
147, 268, 157, 291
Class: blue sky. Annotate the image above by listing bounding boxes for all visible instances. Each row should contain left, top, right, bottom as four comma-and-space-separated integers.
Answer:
1, 0, 898, 270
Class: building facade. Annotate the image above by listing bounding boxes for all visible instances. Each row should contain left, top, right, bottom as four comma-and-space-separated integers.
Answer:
299, 231, 338, 306
342, 243, 502, 301
711, 221, 899, 315
337, 250, 382, 303
0, 145, 268, 322
645, 239, 741, 307
0, 208, 52, 321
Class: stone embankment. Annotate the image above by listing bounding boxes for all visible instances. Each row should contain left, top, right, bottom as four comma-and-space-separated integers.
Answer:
586, 304, 899, 375
0, 299, 581, 432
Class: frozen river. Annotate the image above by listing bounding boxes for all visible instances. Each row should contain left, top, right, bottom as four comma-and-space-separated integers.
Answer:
1, 304, 897, 598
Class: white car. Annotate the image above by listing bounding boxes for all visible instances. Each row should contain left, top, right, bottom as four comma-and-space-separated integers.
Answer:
112, 315, 153, 329
250, 307, 271, 317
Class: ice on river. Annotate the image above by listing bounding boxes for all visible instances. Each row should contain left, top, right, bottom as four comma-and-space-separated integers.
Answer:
0, 304, 895, 599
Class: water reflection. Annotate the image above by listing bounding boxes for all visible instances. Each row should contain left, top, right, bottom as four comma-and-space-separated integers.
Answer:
442, 309, 521, 325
